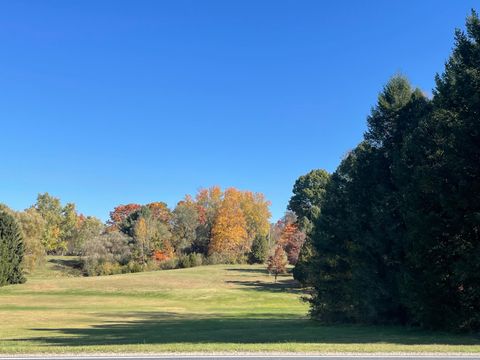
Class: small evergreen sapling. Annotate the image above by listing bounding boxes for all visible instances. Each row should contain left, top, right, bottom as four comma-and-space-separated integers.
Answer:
249, 234, 268, 264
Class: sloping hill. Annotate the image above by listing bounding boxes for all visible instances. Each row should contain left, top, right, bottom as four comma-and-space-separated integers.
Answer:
0, 258, 479, 354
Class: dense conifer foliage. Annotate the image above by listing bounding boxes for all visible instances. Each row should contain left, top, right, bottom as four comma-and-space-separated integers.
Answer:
249, 234, 269, 264
0, 211, 25, 286
298, 11, 480, 331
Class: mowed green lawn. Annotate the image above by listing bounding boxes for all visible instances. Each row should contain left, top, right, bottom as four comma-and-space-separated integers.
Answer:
1, 257, 479, 354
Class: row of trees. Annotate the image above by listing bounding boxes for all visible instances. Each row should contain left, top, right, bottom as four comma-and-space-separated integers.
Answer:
0, 186, 279, 280
0, 195, 103, 275
104, 187, 272, 266
291, 11, 480, 331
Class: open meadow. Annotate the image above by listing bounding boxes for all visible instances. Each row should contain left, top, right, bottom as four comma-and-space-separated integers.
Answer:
0, 257, 480, 354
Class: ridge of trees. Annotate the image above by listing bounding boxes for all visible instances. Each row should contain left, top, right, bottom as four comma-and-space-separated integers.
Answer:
290, 11, 480, 331
0, 186, 277, 279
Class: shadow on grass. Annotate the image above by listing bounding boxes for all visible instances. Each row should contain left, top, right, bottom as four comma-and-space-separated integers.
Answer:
49, 258, 83, 269
48, 258, 84, 276
225, 267, 303, 294
226, 279, 304, 294
15, 312, 480, 347
225, 267, 269, 275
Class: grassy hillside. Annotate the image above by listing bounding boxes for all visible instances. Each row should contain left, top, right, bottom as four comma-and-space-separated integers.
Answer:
0, 257, 479, 354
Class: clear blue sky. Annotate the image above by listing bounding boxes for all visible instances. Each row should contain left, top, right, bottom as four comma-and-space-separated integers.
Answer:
0, 0, 476, 222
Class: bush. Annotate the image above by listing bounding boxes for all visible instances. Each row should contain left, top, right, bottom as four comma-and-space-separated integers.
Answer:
157, 258, 179, 270
189, 253, 203, 267
178, 254, 192, 268
178, 253, 203, 268
95, 262, 123, 276
125, 261, 143, 273
206, 251, 247, 265
82, 231, 132, 276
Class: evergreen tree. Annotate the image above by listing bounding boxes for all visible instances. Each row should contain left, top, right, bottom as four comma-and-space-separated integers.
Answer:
0, 211, 25, 286
399, 10, 480, 330
309, 76, 426, 324
357, 76, 429, 324
308, 156, 356, 323
248, 234, 269, 264
306, 11, 480, 330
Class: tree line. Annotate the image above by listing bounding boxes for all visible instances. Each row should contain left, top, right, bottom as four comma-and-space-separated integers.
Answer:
0, 186, 305, 281
289, 11, 480, 331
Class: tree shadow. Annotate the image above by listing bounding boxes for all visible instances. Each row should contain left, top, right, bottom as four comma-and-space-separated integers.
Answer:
48, 258, 84, 276
225, 267, 269, 275
226, 279, 304, 294
13, 312, 480, 347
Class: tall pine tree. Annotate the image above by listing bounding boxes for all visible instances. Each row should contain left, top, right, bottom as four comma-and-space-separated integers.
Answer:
0, 211, 25, 286
307, 11, 480, 331
400, 10, 480, 330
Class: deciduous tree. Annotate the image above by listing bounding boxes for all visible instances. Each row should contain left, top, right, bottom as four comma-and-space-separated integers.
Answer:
279, 223, 306, 265
240, 191, 271, 241
172, 200, 199, 254
15, 208, 46, 272
107, 203, 141, 231
288, 169, 330, 233
267, 246, 288, 283
34, 193, 65, 254
209, 188, 248, 260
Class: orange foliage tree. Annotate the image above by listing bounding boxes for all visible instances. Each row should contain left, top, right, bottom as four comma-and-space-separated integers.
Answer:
146, 202, 171, 223
279, 222, 306, 265
107, 203, 141, 231
153, 238, 174, 261
209, 188, 249, 258
267, 245, 288, 282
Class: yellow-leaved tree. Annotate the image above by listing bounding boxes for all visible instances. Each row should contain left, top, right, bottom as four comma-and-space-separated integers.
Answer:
209, 188, 248, 260
134, 217, 148, 264
240, 191, 271, 242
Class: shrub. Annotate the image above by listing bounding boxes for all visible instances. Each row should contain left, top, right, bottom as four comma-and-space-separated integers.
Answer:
126, 261, 143, 273
82, 231, 132, 276
96, 262, 123, 276
157, 258, 179, 270
178, 254, 192, 268
153, 249, 171, 262
178, 253, 203, 268
189, 253, 203, 267
206, 251, 246, 265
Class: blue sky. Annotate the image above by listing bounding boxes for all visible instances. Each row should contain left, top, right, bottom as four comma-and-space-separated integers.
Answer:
0, 0, 476, 222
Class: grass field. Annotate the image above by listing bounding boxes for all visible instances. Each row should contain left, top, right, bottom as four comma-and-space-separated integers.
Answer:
1, 257, 479, 354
